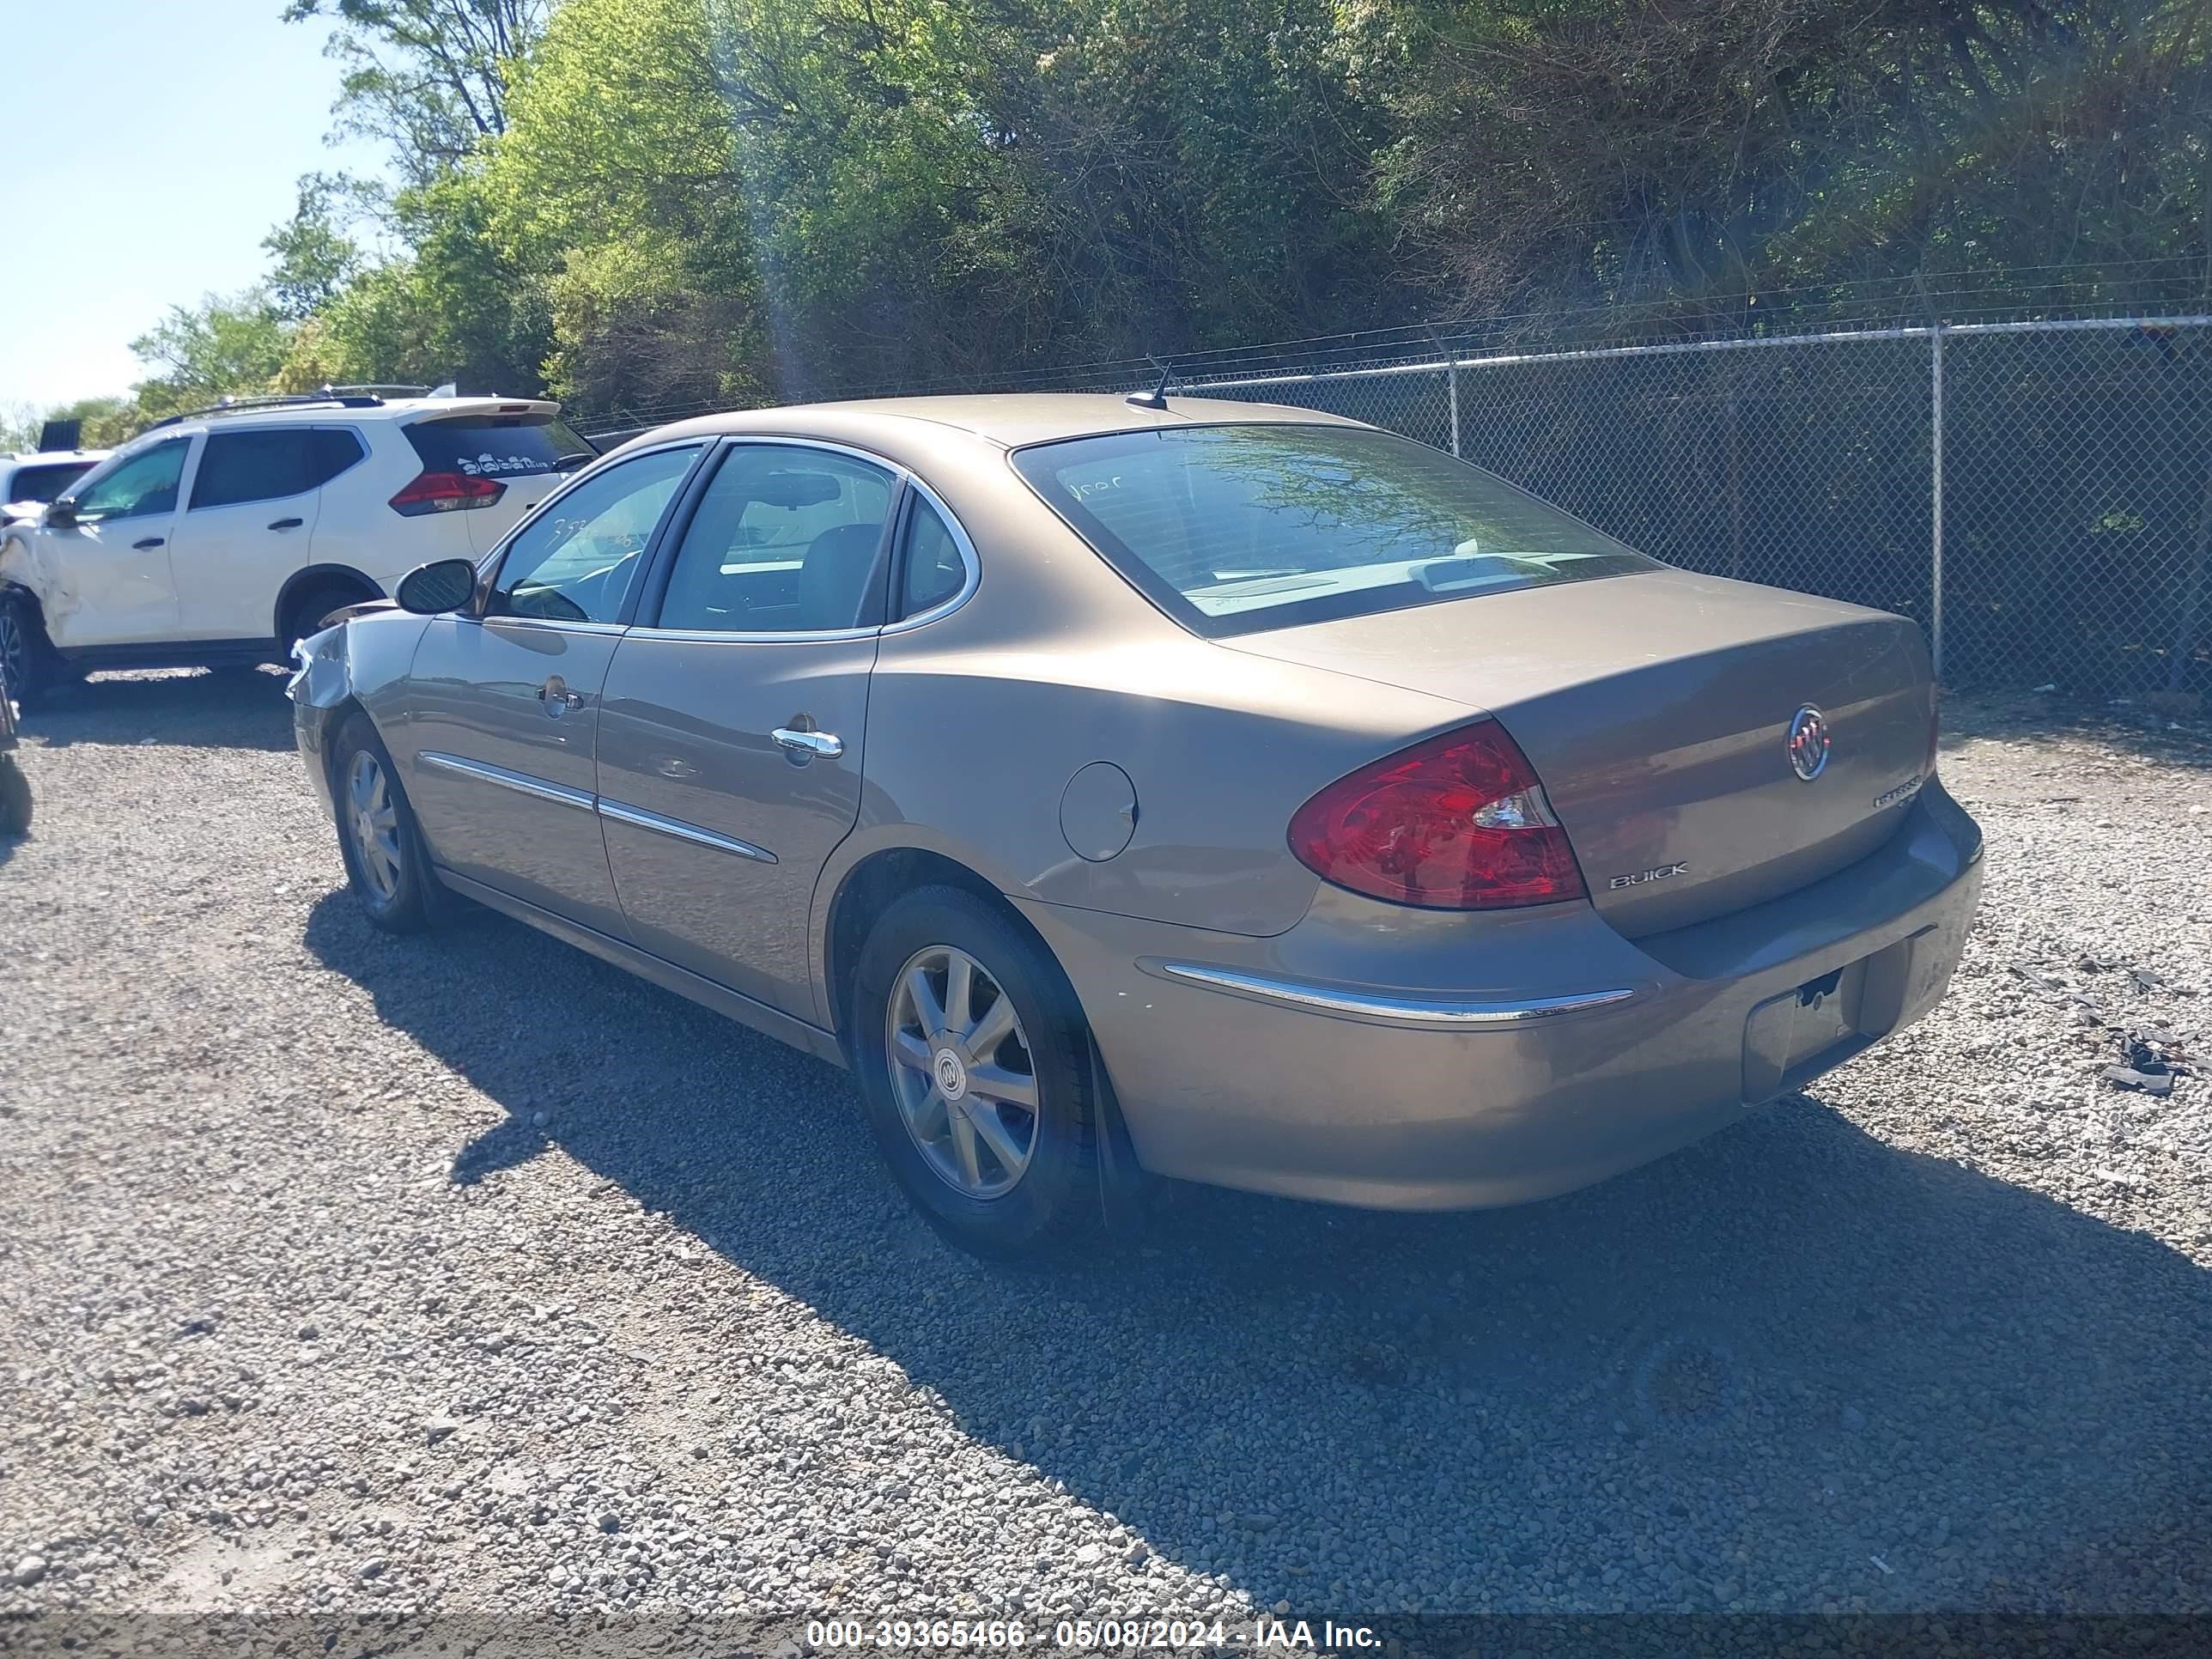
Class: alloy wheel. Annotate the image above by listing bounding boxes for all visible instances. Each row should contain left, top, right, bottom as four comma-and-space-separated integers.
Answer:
344, 750, 404, 903
884, 944, 1041, 1199
0, 609, 29, 696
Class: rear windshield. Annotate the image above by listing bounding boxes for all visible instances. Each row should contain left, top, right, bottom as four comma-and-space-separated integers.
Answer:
7, 461, 94, 505
1011, 423, 1656, 637
404, 411, 595, 481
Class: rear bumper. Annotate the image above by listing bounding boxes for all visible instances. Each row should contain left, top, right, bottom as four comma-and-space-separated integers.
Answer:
1018, 781, 1983, 1210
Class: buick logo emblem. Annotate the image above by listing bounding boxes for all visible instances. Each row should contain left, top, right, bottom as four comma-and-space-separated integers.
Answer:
1787, 705, 1831, 781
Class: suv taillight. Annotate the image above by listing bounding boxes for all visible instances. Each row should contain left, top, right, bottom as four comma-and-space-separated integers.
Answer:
1288, 720, 1587, 909
389, 471, 506, 516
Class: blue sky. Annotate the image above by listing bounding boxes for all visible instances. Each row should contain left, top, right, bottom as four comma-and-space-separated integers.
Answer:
1, 1, 386, 411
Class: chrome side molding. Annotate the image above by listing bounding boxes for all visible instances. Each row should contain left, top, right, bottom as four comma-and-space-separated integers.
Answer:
416, 750, 596, 811
416, 752, 779, 864
598, 798, 778, 865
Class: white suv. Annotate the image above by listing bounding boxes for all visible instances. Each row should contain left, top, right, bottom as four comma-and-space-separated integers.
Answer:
2, 448, 110, 523
0, 388, 594, 705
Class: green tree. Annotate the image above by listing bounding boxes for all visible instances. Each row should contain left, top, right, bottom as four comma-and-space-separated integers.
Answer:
126, 292, 294, 417
275, 173, 551, 395
283, 0, 551, 185
263, 173, 370, 321
0, 397, 136, 453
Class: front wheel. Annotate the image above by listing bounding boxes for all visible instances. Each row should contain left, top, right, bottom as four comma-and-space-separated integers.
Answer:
0, 595, 51, 710
851, 887, 1100, 1258
329, 714, 441, 932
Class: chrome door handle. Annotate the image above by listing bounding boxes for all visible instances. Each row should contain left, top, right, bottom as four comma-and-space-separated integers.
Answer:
772, 726, 843, 760
537, 679, 584, 717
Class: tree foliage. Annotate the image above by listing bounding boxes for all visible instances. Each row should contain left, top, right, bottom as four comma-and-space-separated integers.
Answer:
46, 0, 2212, 438
282, 0, 553, 185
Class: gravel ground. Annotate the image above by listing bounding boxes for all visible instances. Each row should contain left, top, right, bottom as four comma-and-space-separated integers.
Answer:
2, 672, 2209, 1640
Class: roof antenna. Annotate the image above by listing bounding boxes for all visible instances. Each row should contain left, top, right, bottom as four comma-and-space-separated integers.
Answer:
1125, 359, 1173, 410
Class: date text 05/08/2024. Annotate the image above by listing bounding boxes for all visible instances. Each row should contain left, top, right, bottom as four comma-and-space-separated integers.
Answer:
803, 1619, 1382, 1650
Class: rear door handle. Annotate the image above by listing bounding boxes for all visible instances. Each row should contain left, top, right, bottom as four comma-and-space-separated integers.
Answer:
267, 517, 303, 531
772, 726, 843, 760
133, 536, 165, 550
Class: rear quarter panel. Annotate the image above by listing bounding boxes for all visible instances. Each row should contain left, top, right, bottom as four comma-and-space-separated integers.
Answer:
814, 438, 1475, 983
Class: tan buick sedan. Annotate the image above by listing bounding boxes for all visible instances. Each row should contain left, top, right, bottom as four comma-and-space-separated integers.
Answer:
289, 393, 1982, 1255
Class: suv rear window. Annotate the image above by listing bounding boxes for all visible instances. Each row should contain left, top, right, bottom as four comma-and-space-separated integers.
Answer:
6, 462, 94, 505
1011, 424, 1656, 638
404, 412, 594, 482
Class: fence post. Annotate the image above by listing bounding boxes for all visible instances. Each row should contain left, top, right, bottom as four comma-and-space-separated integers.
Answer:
1447, 355, 1462, 458
1929, 325, 1947, 681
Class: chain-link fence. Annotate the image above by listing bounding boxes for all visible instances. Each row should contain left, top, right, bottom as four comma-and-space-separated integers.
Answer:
583, 313, 2212, 696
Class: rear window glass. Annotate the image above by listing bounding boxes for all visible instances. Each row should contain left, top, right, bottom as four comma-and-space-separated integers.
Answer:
1010, 424, 1657, 637
404, 412, 594, 481
6, 462, 94, 505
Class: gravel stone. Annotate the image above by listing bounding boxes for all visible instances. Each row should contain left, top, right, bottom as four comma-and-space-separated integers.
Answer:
0, 673, 2208, 1626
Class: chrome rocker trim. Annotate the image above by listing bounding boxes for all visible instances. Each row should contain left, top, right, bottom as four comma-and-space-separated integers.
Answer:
1139, 961, 1639, 1029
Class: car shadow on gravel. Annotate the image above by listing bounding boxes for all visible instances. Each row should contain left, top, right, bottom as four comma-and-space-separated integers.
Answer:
305, 892, 2212, 1618
21, 667, 295, 752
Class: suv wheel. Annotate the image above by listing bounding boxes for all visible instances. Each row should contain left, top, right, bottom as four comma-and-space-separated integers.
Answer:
851, 886, 1099, 1257
330, 714, 441, 933
0, 595, 52, 709
284, 585, 368, 652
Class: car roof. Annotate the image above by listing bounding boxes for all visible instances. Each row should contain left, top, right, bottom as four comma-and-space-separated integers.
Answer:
3, 449, 110, 464
635, 392, 1367, 451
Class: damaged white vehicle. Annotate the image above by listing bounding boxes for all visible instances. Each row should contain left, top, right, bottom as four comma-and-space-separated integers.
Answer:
0, 388, 594, 706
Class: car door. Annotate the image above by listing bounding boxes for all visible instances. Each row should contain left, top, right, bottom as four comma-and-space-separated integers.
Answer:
166, 426, 360, 641
595, 439, 920, 1024
37, 436, 195, 648
392, 441, 708, 939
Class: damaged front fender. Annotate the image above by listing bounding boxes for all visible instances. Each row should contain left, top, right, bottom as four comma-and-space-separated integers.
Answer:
0, 524, 76, 634
285, 609, 434, 823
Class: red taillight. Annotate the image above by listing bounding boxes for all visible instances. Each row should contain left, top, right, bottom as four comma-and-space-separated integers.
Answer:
388, 471, 506, 516
1288, 720, 1588, 910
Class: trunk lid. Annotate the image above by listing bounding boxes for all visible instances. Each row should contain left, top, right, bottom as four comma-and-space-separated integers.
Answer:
1230, 568, 1936, 936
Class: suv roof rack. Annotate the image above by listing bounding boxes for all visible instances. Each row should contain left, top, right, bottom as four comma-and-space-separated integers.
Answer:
145, 389, 386, 431
326, 383, 434, 398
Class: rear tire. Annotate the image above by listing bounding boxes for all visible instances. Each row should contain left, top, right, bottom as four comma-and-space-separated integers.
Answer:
851, 886, 1099, 1259
329, 713, 441, 933
0, 756, 29, 836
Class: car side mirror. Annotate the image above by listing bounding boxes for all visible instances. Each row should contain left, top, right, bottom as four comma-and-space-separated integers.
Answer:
44, 498, 77, 529
396, 558, 478, 616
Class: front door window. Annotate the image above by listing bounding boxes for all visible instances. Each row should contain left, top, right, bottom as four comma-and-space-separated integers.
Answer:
492, 446, 703, 624
70, 439, 191, 521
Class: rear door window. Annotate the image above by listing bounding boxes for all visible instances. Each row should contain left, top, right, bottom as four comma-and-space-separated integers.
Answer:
653, 445, 896, 632
190, 428, 358, 509
405, 412, 594, 483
